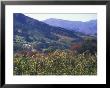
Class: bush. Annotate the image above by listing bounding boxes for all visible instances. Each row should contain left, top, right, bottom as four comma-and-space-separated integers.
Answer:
13, 50, 97, 75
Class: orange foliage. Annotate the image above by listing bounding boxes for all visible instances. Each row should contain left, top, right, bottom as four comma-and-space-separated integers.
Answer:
70, 44, 81, 51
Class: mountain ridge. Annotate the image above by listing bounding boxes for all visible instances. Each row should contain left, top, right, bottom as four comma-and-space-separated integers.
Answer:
14, 13, 85, 52
13, 13, 97, 54
43, 18, 97, 35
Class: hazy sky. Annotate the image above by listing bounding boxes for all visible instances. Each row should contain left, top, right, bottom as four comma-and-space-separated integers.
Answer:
24, 13, 97, 22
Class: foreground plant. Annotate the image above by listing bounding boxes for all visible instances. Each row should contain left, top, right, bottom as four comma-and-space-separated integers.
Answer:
13, 50, 97, 75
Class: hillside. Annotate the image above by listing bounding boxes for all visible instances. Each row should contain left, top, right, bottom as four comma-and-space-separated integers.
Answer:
14, 13, 96, 54
14, 13, 83, 52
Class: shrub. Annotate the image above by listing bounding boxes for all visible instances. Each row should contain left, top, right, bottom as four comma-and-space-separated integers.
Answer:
13, 50, 97, 75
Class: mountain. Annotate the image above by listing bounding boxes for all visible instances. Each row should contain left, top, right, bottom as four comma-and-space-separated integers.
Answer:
14, 13, 97, 54
14, 13, 85, 52
14, 13, 81, 40
43, 18, 97, 35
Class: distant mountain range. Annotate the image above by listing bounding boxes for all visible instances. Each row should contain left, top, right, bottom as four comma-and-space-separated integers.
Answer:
43, 18, 97, 35
13, 13, 97, 52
